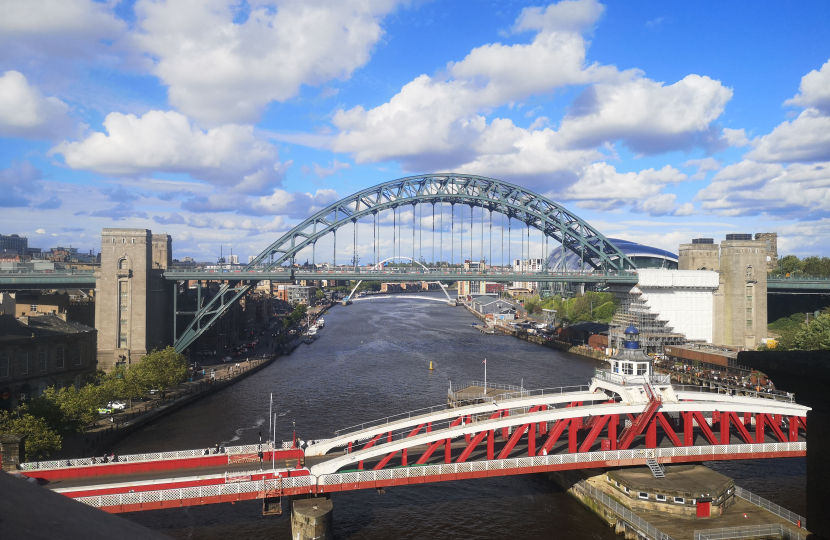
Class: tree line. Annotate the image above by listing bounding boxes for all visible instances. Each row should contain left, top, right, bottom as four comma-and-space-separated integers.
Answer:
765, 310, 830, 351
520, 291, 619, 324
772, 255, 830, 277
0, 347, 188, 461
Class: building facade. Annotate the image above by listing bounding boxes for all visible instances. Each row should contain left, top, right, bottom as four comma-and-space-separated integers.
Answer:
0, 234, 28, 257
0, 314, 97, 410
96, 229, 173, 371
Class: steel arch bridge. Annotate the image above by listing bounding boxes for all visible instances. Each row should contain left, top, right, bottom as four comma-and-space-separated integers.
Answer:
173, 174, 636, 352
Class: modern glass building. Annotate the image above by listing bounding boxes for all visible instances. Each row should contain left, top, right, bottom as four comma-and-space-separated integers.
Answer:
547, 238, 678, 271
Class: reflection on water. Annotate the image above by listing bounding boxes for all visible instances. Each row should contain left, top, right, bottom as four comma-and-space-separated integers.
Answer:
116, 293, 805, 539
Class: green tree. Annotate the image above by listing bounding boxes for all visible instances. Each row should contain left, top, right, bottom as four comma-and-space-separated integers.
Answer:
0, 405, 62, 460
802, 256, 830, 277
593, 301, 616, 322
132, 347, 188, 400
315, 289, 325, 300
789, 312, 830, 350
779, 255, 804, 275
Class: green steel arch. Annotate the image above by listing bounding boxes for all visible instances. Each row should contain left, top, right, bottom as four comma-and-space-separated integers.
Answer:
174, 174, 634, 352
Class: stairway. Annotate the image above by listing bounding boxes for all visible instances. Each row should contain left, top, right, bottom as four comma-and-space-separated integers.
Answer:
617, 385, 662, 450
646, 457, 665, 478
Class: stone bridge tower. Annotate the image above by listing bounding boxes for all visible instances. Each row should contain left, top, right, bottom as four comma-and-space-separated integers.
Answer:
96, 229, 173, 371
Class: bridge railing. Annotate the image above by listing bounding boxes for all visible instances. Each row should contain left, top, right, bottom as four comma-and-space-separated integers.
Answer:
19, 441, 294, 471
694, 524, 806, 540
593, 369, 671, 387
576, 478, 675, 540
672, 384, 795, 403
0, 268, 95, 275
317, 441, 805, 486
74, 475, 315, 509
735, 486, 806, 528
333, 384, 595, 439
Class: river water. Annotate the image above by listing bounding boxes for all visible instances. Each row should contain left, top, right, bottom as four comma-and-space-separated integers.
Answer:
116, 293, 806, 539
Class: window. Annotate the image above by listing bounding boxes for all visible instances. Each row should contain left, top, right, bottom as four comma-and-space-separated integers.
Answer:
638, 492, 649, 500
623, 486, 630, 494
0, 353, 8, 377
74, 347, 82, 366
674, 497, 685, 504
746, 266, 754, 278
656, 494, 666, 502
19, 352, 28, 375
30, 304, 38, 312
747, 319, 753, 330
39, 350, 47, 371
57, 347, 65, 368
119, 258, 128, 269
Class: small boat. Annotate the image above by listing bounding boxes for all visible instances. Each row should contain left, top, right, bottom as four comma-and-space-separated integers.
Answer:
317, 318, 325, 328
308, 327, 319, 339
303, 336, 313, 344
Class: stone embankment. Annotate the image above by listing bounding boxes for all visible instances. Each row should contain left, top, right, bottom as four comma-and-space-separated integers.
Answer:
55, 355, 278, 460
463, 304, 608, 363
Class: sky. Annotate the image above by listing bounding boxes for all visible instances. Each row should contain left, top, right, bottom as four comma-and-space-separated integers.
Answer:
1, 0, 829, 263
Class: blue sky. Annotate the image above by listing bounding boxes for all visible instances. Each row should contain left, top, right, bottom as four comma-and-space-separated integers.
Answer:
1, 0, 829, 263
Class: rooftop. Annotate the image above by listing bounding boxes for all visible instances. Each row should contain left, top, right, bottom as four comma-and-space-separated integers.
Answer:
609, 464, 732, 497
0, 314, 96, 342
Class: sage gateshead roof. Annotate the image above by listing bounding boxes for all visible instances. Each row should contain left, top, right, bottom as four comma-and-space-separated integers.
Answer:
548, 238, 678, 271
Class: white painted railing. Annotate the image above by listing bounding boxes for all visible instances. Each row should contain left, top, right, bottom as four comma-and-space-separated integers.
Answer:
695, 524, 806, 540
69, 441, 805, 510
735, 486, 806, 529
315, 442, 806, 487
577, 479, 675, 540
20, 441, 295, 471
74, 476, 314, 508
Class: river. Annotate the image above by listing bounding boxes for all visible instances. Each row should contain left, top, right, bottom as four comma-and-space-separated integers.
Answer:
116, 293, 806, 539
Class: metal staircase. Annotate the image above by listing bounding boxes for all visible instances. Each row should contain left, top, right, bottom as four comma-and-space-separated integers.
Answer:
646, 457, 665, 478
617, 384, 662, 450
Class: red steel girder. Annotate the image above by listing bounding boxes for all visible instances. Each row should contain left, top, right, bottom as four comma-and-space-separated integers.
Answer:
456, 411, 503, 463
497, 405, 541, 459
578, 414, 611, 453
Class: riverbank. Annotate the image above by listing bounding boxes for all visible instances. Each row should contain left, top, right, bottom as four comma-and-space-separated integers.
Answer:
51, 354, 278, 460
464, 304, 609, 364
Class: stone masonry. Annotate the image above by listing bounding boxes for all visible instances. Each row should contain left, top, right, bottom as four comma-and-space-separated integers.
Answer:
95, 229, 173, 371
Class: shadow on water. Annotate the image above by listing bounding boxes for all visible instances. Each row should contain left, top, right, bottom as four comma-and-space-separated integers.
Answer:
115, 293, 804, 539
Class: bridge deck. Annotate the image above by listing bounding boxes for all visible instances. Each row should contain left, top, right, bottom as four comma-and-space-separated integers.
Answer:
47, 425, 805, 498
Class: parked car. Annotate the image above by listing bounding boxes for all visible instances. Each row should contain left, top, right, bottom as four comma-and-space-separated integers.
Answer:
222, 356, 233, 363
97, 406, 114, 414
108, 401, 127, 410
148, 388, 159, 395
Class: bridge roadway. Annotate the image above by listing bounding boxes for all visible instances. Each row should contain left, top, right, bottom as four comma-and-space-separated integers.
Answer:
2, 268, 829, 290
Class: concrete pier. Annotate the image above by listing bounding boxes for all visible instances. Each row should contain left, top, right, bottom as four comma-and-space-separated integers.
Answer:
291, 497, 333, 540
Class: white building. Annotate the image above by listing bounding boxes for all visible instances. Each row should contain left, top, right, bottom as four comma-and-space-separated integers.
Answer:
634, 269, 720, 343
512, 258, 544, 290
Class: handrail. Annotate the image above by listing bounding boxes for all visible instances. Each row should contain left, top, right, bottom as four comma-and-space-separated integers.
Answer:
694, 524, 806, 540
576, 478, 675, 540
734, 485, 806, 528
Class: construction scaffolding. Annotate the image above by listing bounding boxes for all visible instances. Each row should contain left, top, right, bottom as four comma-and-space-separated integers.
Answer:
609, 287, 685, 356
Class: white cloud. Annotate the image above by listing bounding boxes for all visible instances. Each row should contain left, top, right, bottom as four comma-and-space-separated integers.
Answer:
35, 228, 46, 234
514, 0, 606, 33
330, 0, 731, 184
313, 159, 351, 178
682, 157, 721, 180
50, 110, 285, 193
721, 127, 750, 148
785, 59, 830, 114
0, 0, 126, 62
560, 163, 689, 215
745, 108, 830, 163
0, 71, 71, 139
674, 202, 695, 216
558, 75, 732, 153
697, 160, 830, 218
134, 0, 401, 125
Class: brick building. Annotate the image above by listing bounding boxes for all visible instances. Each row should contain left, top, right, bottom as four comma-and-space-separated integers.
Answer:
0, 314, 97, 410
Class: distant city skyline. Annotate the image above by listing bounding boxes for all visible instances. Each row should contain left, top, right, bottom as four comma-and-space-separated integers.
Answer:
1, 0, 829, 260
